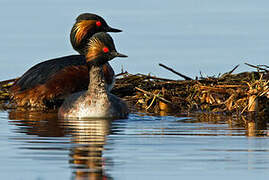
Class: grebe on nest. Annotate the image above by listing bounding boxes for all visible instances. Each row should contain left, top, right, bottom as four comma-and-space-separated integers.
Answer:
58, 32, 128, 119
10, 13, 121, 109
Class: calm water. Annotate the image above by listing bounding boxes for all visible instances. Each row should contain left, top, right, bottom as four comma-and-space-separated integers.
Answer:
1, 1, 269, 179
0, 110, 269, 179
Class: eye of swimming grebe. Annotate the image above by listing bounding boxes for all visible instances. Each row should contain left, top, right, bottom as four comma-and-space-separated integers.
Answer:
103, 47, 109, 53
96, 21, 102, 27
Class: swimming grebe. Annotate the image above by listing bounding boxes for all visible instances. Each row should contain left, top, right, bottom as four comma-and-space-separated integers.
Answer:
58, 32, 128, 119
70, 13, 119, 91
10, 13, 121, 109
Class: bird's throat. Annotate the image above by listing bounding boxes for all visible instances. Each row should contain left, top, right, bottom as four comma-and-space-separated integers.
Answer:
87, 64, 108, 95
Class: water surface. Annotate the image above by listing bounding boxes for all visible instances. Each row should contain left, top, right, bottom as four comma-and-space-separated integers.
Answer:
1, 1, 269, 179
1, 110, 269, 179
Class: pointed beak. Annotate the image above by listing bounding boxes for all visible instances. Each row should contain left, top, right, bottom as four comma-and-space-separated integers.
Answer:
111, 51, 128, 58
115, 52, 128, 58
106, 26, 122, 33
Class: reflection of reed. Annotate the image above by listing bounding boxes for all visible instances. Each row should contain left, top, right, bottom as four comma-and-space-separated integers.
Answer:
242, 114, 268, 137
60, 118, 113, 180
8, 110, 113, 179
195, 113, 268, 137
8, 110, 64, 137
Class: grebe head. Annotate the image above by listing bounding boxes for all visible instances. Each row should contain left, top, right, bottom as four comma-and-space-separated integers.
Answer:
70, 13, 122, 54
85, 32, 127, 65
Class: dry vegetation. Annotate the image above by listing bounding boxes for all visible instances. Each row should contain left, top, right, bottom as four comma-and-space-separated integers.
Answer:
1, 63, 268, 120
112, 63, 269, 119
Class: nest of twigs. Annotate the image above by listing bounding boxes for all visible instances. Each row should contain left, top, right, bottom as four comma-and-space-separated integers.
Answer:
0, 78, 15, 107
112, 63, 269, 118
1, 63, 269, 119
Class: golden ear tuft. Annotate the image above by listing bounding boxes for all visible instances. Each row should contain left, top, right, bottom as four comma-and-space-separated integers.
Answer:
74, 20, 95, 44
86, 36, 105, 61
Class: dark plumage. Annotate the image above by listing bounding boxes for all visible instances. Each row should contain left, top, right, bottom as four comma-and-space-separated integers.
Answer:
70, 13, 122, 54
10, 13, 121, 109
14, 55, 85, 92
59, 32, 128, 119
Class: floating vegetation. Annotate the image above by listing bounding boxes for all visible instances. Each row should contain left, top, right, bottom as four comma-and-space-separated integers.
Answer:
112, 63, 269, 119
0, 78, 16, 107
1, 63, 268, 120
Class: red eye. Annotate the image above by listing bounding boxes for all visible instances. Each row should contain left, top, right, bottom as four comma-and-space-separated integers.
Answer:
96, 21, 102, 27
103, 47, 109, 53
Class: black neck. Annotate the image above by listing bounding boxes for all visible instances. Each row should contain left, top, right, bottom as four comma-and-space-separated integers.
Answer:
86, 56, 107, 67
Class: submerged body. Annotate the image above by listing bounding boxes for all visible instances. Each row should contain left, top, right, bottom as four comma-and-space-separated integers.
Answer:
9, 13, 121, 109
58, 32, 128, 119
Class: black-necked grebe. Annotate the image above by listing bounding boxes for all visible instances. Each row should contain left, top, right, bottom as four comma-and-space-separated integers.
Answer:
70, 13, 122, 54
10, 13, 121, 109
58, 32, 128, 119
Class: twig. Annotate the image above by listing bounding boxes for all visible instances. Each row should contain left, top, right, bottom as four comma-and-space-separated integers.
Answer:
241, 97, 255, 114
215, 84, 247, 88
245, 63, 268, 72
228, 64, 240, 74
115, 71, 129, 77
159, 63, 193, 80
135, 87, 175, 106
146, 92, 158, 110
199, 71, 204, 79
258, 65, 269, 69
220, 64, 240, 78
137, 74, 175, 81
